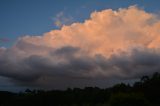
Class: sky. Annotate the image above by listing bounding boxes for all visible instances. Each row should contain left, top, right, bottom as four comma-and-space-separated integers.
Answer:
0, 0, 160, 92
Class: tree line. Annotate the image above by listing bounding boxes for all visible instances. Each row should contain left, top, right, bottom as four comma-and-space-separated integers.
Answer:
0, 72, 160, 106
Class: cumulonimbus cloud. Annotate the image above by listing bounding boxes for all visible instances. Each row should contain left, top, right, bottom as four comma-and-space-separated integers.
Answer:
1, 6, 160, 89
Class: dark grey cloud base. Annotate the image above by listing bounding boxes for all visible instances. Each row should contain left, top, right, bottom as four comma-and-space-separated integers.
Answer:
0, 45, 160, 89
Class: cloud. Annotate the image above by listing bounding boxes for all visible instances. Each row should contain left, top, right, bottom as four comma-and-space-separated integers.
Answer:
0, 37, 10, 43
54, 11, 74, 28
1, 6, 160, 89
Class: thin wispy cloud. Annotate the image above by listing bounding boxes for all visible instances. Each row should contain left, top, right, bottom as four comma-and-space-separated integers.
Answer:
0, 37, 10, 43
53, 11, 74, 28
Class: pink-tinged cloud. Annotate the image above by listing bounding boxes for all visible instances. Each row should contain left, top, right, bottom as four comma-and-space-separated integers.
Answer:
0, 6, 160, 89
0, 37, 10, 43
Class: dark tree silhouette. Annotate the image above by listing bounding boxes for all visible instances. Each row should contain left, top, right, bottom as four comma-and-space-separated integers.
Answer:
0, 72, 160, 106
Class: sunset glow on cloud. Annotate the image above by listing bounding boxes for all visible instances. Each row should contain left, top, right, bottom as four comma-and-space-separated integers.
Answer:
19, 6, 160, 56
1, 6, 160, 89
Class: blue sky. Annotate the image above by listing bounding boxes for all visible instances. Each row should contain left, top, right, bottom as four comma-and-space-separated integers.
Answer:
0, 0, 160, 47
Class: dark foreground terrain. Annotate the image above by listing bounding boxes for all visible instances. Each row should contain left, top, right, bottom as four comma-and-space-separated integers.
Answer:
0, 72, 160, 106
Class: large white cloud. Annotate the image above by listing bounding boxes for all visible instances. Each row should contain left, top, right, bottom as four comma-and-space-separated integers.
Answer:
0, 6, 160, 89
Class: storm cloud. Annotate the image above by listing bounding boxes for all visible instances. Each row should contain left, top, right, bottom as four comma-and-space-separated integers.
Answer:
1, 6, 160, 89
